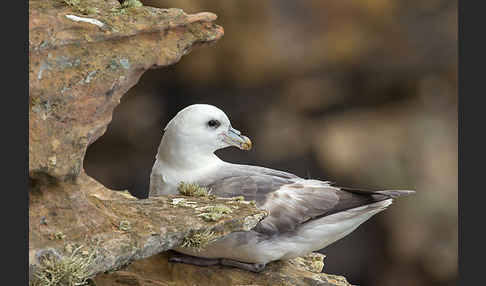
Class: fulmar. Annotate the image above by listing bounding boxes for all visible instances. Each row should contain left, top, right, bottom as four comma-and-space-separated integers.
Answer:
149, 104, 414, 272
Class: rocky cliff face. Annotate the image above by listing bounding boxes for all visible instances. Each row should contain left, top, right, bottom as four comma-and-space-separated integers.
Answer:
28, 1, 352, 285
29, 0, 222, 181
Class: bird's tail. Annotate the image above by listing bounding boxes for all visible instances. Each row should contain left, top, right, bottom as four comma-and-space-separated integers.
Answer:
339, 186, 416, 199
377, 189, 416, 198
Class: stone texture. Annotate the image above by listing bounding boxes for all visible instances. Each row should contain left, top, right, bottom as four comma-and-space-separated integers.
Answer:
93, 252, 353, 286
29, 0, 223, 181
29, 172, 267, 281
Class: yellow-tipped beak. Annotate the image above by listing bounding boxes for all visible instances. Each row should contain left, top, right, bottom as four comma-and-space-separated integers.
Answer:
223, 127, 252, 150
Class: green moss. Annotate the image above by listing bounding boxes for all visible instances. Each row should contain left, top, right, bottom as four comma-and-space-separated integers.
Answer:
82, 7, 99, 15
110, 0, 143, 16
178, 182, 210, 197
63, 0, 80, 6
121, 0, 143, 9
198, 212, 224, 222
118, 220, 131, 231
110, 7, 126, 16
197, 204, 233, 222
30, 96, 42, 107
62, 0, 99, 15
181, 229, 218, 252
32, 246, 96, 286
55, 232, 66, 240
208, 205, 232, 214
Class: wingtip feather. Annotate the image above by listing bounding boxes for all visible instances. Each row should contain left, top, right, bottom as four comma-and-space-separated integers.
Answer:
380, 190, 416, 198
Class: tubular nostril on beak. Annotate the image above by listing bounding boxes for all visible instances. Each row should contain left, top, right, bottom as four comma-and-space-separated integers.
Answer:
230, 127, 241, 135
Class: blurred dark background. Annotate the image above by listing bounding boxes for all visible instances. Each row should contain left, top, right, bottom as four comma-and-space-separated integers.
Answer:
84, 1, 457, 285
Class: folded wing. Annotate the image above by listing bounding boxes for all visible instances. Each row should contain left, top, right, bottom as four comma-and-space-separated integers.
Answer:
204, 164, 414, 236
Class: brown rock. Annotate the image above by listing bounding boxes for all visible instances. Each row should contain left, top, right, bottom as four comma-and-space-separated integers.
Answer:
29, 172, 266, 282
29, 0, 223, 181
93, 252, 353, 286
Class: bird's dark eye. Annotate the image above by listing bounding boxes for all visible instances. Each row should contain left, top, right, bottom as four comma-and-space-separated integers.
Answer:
207, 120, 220, 128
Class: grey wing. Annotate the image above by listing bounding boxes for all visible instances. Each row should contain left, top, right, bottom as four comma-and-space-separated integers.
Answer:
203, 164, 299, 202
202, 164, 406, 237
252, 180, 399, 235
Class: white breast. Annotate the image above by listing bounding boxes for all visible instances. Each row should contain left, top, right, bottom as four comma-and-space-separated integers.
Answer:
149, 157, 223, 196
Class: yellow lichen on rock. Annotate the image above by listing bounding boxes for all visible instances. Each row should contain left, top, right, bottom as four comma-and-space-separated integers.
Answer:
181, 229, 219, 252
197, 204, 233, 222
32, 245, 97, 286
178, 182, 211, 197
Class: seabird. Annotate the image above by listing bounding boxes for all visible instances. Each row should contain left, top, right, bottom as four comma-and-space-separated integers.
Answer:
149, 104, 414, 272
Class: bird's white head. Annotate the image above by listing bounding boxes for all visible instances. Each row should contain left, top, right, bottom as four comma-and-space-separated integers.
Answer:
160, 104, 252, 159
